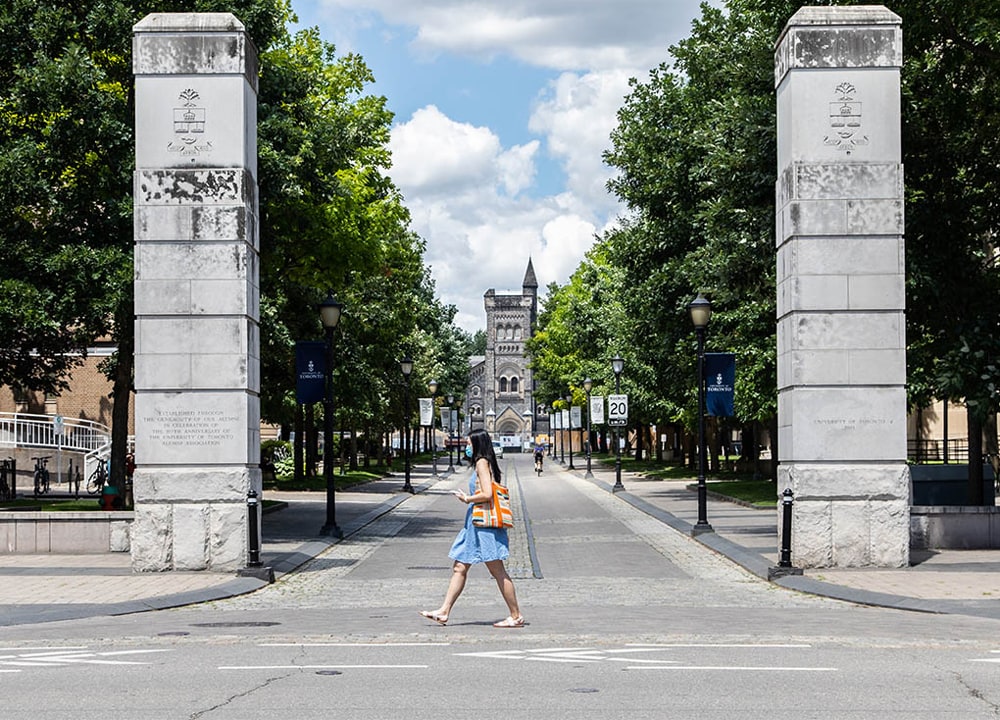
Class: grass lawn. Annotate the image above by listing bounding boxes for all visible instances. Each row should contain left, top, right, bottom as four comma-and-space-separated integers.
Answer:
703, 480, 779, 508
266, 468, 385, 492
0, 497, 107, 511
593, 454, 778, 508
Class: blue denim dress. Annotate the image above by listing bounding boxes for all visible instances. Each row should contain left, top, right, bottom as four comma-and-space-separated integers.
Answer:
448, 470, 510, 564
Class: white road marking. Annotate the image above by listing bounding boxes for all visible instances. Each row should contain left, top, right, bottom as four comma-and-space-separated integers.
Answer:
260, 643, 450, 647
219, 665, 428, 670
627, 643, 812, 648
459, 643, 828, 670
0, 648, 170, 669
627, 666, 837, 672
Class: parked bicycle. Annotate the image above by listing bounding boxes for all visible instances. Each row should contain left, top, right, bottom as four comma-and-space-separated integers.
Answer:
86, 459, 109, 495
32, 456, 51, 497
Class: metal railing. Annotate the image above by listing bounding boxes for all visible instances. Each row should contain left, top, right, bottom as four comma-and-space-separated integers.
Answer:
0, 412, 112, 481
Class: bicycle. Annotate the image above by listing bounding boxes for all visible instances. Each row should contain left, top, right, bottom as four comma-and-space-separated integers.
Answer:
32, 456, 51, 497
534, 452, 544, 476
86, 459, 109, 495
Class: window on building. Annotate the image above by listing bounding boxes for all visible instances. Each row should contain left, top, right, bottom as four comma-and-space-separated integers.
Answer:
499, 377, 508, 393
513, 325, 522, 340
510, 377, 519, 393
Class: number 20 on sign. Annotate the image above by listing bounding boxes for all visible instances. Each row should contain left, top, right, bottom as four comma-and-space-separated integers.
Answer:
608, 394, 628, 426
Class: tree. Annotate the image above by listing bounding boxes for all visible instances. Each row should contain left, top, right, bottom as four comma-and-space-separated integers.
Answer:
601, 1, 783, 472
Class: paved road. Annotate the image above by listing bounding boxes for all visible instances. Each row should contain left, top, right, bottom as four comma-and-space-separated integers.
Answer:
1, 453, 999, 718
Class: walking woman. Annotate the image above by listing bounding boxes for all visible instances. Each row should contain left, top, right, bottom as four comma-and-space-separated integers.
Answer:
420, 428, 524, 628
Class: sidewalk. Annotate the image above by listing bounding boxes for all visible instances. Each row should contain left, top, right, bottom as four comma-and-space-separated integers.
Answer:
0, 468, 438, 626
0, 458, 998, 626
578, 458, 1000, 620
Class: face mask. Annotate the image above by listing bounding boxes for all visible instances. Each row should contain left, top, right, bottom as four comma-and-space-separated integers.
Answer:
465, 445, 473, 459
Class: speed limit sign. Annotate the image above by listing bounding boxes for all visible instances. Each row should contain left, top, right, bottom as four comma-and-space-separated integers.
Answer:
608, 394, 628, 426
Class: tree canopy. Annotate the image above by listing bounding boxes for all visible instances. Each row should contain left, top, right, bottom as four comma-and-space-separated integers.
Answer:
0, 0, 473, 478
532, 0, 1000, 466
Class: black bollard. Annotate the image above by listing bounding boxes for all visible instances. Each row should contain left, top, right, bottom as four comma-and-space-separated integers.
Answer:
237, 489, 275, 582
769, 487, 803, 579
779, 488, 794, 568
247, 489, 262, 567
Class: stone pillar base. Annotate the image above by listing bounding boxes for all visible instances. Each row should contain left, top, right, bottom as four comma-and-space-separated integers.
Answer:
130, 466, 258, 571
779, 463, 910, 568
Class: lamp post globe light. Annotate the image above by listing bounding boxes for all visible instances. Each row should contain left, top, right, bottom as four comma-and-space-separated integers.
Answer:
428, 380, 439, 477
318, 293, 344, 537
445, 394, 455, 474
689, 293, 714, 535
400, 357, 414, 494
611, 355, 625, 492
583, 378, 594, 479
565, 394, 575, 470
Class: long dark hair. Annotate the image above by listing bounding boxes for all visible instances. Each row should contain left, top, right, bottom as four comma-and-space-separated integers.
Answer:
468, 428, 501, 483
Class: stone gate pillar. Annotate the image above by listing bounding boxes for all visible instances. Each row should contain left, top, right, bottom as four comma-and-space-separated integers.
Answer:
131, 14, 260, 571
774, 7, 909, 567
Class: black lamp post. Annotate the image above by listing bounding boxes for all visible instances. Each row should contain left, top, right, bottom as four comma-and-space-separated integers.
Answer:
558, 405, 566, 465
318, 293, 344, 537
612, 356, 625, 492
445, 394, 455, 474
547, 410, 554, 459
428, 379, 439, 477
690, 293, 714, 535
400, 357, 414, 493
583, 378, 594, 479
565, 394, 575, 469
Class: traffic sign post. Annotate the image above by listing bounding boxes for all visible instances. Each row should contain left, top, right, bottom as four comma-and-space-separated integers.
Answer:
608, 394, 628, 427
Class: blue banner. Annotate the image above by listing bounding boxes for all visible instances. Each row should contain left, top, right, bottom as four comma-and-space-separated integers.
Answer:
704, 352, 735, 417
296, 341, 327, 404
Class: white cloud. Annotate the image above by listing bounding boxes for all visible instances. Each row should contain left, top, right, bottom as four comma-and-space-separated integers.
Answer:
306, 0, 713, 331
322, 0, 707, 72
530, 69, 634, 215
390, 108, 602, 331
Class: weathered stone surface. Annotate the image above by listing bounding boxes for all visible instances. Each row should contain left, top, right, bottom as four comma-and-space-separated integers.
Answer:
779, 312, 903, 351
134, 394, 259, 466
133, 13, 257, 88
210, 504, 247, 571
172, 504, 210, 570
132, 467, 254, 503
110, 521, 131, 553
130, 503, 173, 571
132, 13, 259, 573
135, 205, 254, 244
135, 169, 255, 205
775, 6, 902, 87
781, 462, 909, 500
778, 386, 907, 462
777, 235, 902, 277
778, 162, 902, 206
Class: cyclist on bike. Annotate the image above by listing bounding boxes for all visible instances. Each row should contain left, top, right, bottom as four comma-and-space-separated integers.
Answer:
533, 443, 544, 474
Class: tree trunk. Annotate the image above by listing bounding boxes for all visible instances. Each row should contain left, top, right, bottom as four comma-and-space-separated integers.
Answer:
968, 406, 985, 505
350, 425, 359, 471
109, 309, 134, 493
766, 415, 778, 482
634, 422, 644, 461
294, 403, 304, 482
306, 404, 318, 477
985, 411, 999, 499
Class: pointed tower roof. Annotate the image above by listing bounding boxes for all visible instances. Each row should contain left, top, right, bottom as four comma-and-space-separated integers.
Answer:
522, 258, 538, 289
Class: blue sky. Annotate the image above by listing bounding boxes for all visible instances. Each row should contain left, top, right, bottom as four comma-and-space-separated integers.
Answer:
289, 0, 714, 331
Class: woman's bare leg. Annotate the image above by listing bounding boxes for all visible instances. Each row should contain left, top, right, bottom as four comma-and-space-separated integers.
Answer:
430, 561, 470, 619
485, 560, 521, 619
